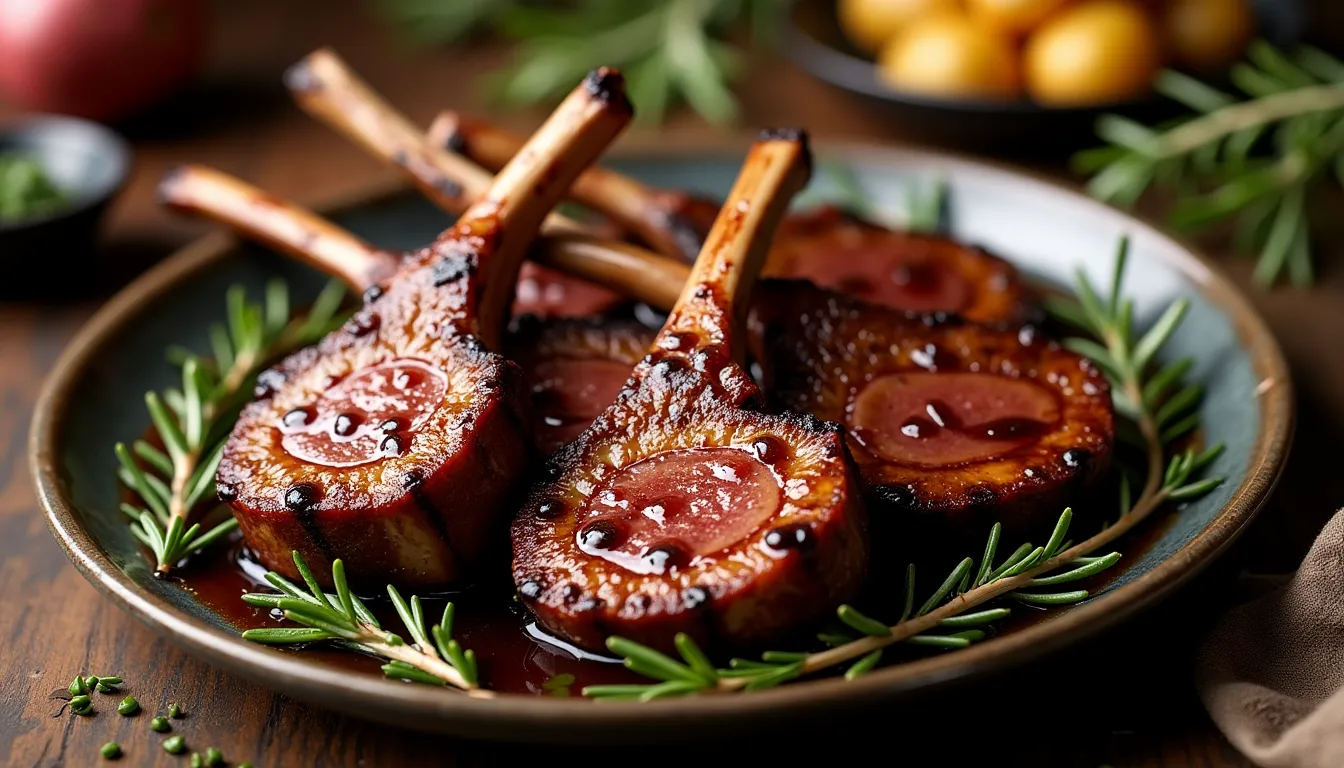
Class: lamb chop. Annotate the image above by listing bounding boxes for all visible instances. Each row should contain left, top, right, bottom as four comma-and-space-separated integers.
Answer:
512, 131, 868, 653
431, 112, 1028, 324
160, 166, 654, 462
750, 280, 1114, 542
208, 68, 633, 590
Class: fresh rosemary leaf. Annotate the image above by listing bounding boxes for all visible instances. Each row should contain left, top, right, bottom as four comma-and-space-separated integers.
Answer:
675, 633, 718, 683
1025, 553, 1122, 586
917, 557, 974, 617
939, 608, 1012, 628
845, 650, 882, 680
240, 627, 335, 643
837, 605, 891, 638
1011, 590, 1090, 606
606, 637, 704, 684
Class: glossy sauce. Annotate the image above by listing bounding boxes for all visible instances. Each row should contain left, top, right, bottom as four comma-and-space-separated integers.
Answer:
280, 359, 446, 468
574, 447, 783, 574
850, 372, 1059, 466
182, 539, 644, 695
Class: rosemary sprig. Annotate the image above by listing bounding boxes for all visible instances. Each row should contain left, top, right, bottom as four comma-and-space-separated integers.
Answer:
378, 0, 784, 125
115, 279, 346, 575
241, 552, 489, 696
587, 237, 1226, 698
1075, 41, 1344, 286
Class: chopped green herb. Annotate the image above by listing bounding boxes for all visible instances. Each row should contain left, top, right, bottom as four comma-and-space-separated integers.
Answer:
151, 716, 171, 732
190, 753, 204, 768
206, 747, 224, 766
100, 742, 121, 759
168, 702, 183, 718
69, 675, 89, 697
116, 696, 139, 716
84, 675, 100, 689
240, 763, 254, 768
0, 153, 67, 222
163, 735, 186, 754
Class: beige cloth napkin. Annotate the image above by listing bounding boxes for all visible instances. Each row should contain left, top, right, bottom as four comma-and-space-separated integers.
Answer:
1198, 509, 1344, 768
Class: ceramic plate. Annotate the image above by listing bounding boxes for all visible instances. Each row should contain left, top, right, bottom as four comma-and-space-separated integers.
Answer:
31, 144, 1292, 744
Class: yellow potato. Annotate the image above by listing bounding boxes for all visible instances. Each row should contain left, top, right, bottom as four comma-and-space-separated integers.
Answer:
838, 0, 962, 53
877, 13, 1021, 101
1163, 0, 1254, 71
965, 0, 1075, 36
1024, 1, 1161, 106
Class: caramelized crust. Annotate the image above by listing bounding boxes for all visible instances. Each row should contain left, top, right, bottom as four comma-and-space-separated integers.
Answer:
750, 280, 1113, 540
511, 347, 866, 651
764, 206, 1028, 324
220, 249, 532, 588
507, 316, 653, 456
512, 134, 868, 653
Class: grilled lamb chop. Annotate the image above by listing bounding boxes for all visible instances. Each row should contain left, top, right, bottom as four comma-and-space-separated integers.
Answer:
512, 132, 869, 653
209, 68, 633, 589
750, 280, 1114, 541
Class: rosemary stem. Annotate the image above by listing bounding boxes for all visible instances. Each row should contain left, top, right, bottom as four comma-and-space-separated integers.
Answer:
1150, 83, 1344, 158
371, 633, 492, 697
718, 407, 1170, 691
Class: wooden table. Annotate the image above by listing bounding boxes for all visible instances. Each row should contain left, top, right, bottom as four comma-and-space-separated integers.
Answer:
4, 2, 1342, 765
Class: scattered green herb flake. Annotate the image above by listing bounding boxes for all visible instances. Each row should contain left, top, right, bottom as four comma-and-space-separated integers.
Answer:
190, 752, 204, 768
116, 696, 139, 716
0, 153, 68, 223
168, 702, 183, 718
69, 675, 89, 696
206, 747, 224, 766
163, 735, 186, 754
100, 742, 121, 760
151, 716, 171, 733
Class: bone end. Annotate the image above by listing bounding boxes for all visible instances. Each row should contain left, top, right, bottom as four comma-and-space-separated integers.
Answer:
582, 68, 634, 116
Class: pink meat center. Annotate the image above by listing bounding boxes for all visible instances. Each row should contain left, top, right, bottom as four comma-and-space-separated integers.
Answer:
530, 357, 634, 453
790, 244, 971, 313
576, 448, 783, 574
849, 372, 1059, 466
280, 359, 447, 468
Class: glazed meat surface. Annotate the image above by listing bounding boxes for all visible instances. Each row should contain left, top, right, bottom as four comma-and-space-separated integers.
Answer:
512, 134, 868, 652
751, 280, 1114, 541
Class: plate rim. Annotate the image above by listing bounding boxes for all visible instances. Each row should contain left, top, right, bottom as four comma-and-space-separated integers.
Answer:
29, 141, 1294, 741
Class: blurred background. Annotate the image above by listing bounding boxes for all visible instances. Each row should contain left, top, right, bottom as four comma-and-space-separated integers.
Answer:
3, 0, 1344, 291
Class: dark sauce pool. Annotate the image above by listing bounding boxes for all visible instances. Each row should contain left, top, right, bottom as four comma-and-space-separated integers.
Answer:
180, 539, 644, 695
174, 478, 1178, 697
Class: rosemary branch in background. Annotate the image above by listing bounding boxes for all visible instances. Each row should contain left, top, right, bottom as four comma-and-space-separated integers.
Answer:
115, 279, 346, 575
375, 0, 784, 125
589, 237, 1225, 698
241, 552, 488, 696
1075, 41, 1344, 287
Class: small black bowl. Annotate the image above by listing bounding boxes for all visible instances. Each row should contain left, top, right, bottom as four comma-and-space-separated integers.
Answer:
780, 0, 1306, 154
0, 115, 131, 295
